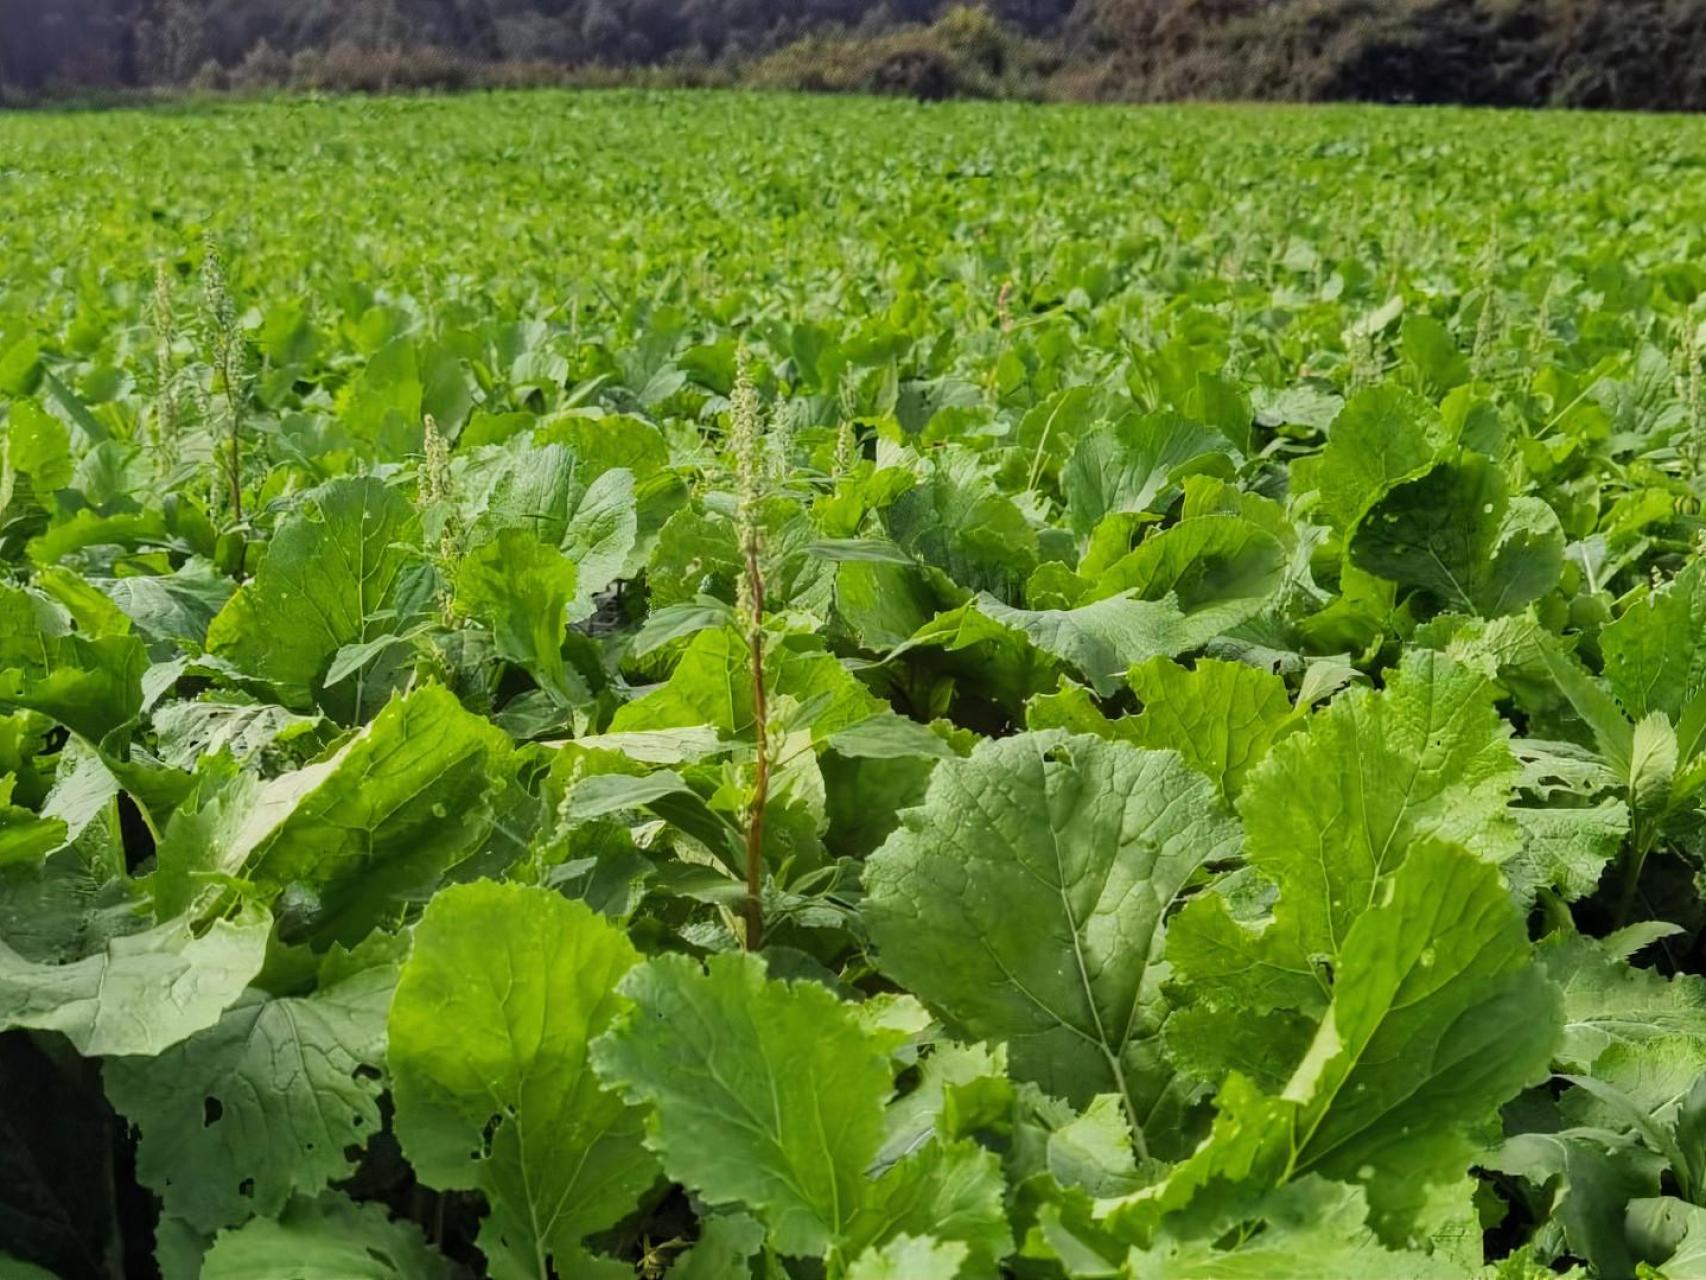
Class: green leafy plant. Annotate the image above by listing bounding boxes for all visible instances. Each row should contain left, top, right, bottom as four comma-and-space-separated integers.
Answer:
2, 89, 1706, 1280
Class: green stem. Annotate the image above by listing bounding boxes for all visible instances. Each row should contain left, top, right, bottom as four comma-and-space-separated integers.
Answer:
1614, 827, 1654, 930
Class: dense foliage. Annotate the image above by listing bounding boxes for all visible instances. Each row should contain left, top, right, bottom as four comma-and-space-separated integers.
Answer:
1076, 0, 1706, 109
3, 90, 1706, 1278
0, 0, 1070, 95
12, 0, 1706, 109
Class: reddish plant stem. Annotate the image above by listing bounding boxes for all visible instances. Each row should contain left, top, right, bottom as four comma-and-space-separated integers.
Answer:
743, 535, 768, 951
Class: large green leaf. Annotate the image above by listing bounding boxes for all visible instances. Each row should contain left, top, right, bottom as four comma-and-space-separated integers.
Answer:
840, 1138, 1009, 1266
150, 699, 325, 771
561, 465, 639, 618
595, 953, 1006, 1265
565, 769, 745, 876
1099, 1070, 1296, 1247
0, 775, 64, 868
972, 592, 1237, 698
1062, 411, 1234, 537
1628, 1197, 1706, 1277
0, 585, 68, 673
455, 527, 583, 707
1311, 385, 1448, 533
864, 731, 1240, 1135
1280, 840, 1560, 1239
1114, 843, 1557, 1250
389, 881, 657, 1280
1171, 650, 1520, 1012
891, 600, 1066, 719
612, 626, 883, 741
1086, 509, 1290, 620
103, 940, 401, 1232
0, 584, 146, 744
207, 477, 422, 718
339, 339, 454, 457
1126, 1178, 1459, 1280
846, 1235, 968, 1280
1124, 656, 1295, 799
0, 907, 269, 1056
1487, 1129, 1660, 1278
884, 446, 1038, 597
198, 1193, 451, 1280
96, 559, 234, 648
592, 950, 896, 1258
1350, 456, 1564, 617
1601, 559, 1706, 751
1, 399, 73, 500
1541, 929, 1706, 1097
1507, 800, 1629, 907
197, 684, 511, 947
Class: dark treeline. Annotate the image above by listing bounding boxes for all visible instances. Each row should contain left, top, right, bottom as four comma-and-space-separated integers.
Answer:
0, 0, 1072, 89
1086, 0, 1706, 111
6, 0, 1706, 109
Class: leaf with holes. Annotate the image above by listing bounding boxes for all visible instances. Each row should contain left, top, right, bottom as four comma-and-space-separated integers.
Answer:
103, 939, 401, 1233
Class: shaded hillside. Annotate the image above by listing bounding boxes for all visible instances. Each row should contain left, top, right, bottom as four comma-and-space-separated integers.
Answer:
0, 0, 1069, 92
1076, 0, 1706, 110
6, 0, 1706, 110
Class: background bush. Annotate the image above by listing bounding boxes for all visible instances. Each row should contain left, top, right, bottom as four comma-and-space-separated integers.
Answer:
7, 0, 1706, 108
1076, 0, 1706, 109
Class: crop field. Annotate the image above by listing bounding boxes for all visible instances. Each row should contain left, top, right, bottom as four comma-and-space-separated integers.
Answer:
4, 89, 1706, 1278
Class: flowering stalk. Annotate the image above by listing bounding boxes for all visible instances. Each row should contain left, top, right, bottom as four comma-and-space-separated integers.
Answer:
766, 399, 796, 485
1469, 230, 1501, 383
151, 263, 181, 475
731, 347, 768, 951
835, 370, 858, 478
201, 236, 246, 526
419, 414, 461, 628
1677, 311, 1703, 506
